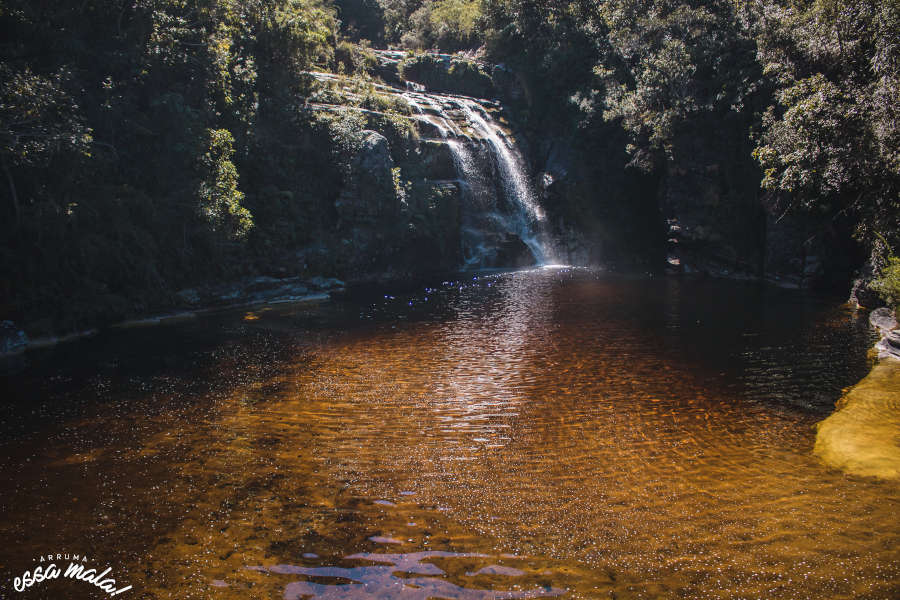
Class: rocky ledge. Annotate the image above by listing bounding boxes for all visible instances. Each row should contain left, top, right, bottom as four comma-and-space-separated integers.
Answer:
0, 275, 345, 358
813, 307, 900, 480
172, 275, 344, 312
869, 307, 900, 361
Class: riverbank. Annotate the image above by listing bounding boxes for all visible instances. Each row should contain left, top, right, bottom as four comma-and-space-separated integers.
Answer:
814, 308, 900, 480
0, 269, 877, 362
0, 274, 342, 359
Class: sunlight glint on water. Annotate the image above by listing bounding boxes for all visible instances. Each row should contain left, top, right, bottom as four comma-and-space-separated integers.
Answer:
0, 270, 897, 599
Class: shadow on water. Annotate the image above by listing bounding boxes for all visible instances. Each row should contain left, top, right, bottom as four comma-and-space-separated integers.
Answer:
0, 268, 896, 599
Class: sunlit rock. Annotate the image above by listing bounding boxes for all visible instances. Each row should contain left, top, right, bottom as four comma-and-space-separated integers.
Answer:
869, 307, 900, 360
814, 359, 900, 480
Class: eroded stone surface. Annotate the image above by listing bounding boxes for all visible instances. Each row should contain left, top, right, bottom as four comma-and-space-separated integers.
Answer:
814, 359, 900, 480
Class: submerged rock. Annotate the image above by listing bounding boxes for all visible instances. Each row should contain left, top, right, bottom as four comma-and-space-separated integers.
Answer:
813, 307, 900, 479
814, 359, 900, 480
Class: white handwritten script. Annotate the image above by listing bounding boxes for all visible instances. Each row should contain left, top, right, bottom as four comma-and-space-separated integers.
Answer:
13, 554, 132, 596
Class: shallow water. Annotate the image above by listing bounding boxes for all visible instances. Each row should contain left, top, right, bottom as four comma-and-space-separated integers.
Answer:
1, 268, 898, 599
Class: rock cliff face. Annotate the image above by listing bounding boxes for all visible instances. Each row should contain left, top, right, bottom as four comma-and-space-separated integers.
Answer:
657, 131, 863, 288
306, 65, 555, 279
487, 66, 865, 286
658, 115, 765, 278
336, 130, 397, 223
532, 132, 664, 270
374, 51, 843, 283
325, 122, 465, 279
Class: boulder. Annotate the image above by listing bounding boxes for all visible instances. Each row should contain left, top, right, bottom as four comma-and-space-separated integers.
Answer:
357, 131, 393, 180
870, 307, 898, 333
422, 140, 459, 180
871, 307, 900, 360
335, 130, 397, 223
373, 54, 403, 86
886, 331, 900, 352
480, 234, 537, 269
413, 118, 446, 140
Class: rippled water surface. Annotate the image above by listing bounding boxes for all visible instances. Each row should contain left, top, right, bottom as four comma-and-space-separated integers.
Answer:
1, 269, 898, 599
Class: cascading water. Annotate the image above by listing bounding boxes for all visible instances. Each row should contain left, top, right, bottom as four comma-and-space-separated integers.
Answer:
305, 69, 555, 268
455, 99, 553, 266
455, 100, 544, 223
445, 138, 499, 267
402, 89, 555, 268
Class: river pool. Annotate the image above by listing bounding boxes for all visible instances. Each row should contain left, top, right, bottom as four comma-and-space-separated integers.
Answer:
1, 268, 897, 599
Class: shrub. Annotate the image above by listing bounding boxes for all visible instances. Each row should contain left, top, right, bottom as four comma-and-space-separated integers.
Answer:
197, 129, 253, 240
399, 54, 493, 97
872, 257, 900, 312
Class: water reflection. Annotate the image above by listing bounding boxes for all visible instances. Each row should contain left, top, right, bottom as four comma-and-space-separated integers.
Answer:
428, 270, 557, 453
250, 550, 564, 599
0, 269, 896, 599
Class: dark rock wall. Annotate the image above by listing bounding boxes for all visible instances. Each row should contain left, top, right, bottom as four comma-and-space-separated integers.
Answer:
494, 66, 864, 288
661, 113, 767, 278
321, 124, 463, 281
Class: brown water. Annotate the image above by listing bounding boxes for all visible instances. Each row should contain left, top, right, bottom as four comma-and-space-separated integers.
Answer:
1, 268, 898, 599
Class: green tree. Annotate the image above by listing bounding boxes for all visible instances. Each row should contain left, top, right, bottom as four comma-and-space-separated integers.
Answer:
378, 0, 426, 46
598, 0, 760, 162
752, 0, 900, 249
428, 0, 483, 50
872, 256, 900, 310
0, 64, 92, 225
196, 128, 253, 240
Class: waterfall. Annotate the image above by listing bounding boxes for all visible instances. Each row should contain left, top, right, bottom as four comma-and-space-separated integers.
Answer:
401, 90, 554, 268
306, 68, 555, 269
455, 100, 545, 224
455, 99, 553, 266
445, 138, 500, 267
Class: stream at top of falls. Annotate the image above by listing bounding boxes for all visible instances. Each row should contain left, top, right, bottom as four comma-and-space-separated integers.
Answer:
1, 268, 898, 599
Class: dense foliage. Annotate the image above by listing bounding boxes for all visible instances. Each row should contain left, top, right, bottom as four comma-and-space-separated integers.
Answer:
873, 256, 900, 311
0, 0, 342, 330
1, 0, 897, 333
752, 0, 899, 250
341, 0, 485, 50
